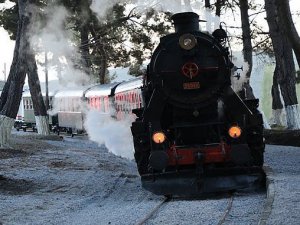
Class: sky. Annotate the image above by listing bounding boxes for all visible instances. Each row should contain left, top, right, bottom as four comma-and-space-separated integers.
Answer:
0, 0, 299, 82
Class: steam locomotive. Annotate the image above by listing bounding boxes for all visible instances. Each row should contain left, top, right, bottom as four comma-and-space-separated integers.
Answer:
131, 12, 265, 196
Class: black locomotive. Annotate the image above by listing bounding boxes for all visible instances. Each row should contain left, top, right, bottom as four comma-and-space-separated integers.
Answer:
131, 12, 265, 196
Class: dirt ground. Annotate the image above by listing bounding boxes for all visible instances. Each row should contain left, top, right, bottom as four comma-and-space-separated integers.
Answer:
0, 132, 164, 225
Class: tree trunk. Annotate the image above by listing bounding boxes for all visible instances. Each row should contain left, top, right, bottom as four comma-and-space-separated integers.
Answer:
80, 25, 91, 74
80, 0, 91, 74
275, 0, 300, 66
265, 0, 300, 129
98, 43, 107, 84
0, 116, 15, 148
0, 0, 28, 148
215, 0, 225, 17
239, 0, 255, 99
90, 27, 107, 84
27, 52, 50, 135
205, 0, 211, 8
35, 116, 50, 134
271, 65, 286, 126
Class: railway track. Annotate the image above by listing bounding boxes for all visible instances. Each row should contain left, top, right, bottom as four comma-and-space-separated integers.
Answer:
134, 188, 272, 225
135, 196, 170, 225
216, 194, 234, 225
135, 193, 235, 225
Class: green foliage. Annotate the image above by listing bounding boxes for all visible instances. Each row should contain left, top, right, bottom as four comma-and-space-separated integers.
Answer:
87, 3, 172, 71
0, 2, 18, 39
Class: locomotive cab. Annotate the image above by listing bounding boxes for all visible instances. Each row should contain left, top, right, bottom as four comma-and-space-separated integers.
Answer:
131, 12, 265, 196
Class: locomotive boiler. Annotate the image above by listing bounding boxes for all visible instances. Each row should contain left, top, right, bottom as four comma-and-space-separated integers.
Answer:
131, 12, 265, 196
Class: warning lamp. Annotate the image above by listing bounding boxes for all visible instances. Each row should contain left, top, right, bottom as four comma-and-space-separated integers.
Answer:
228, 126, 242, 138
152, 132, 166, 144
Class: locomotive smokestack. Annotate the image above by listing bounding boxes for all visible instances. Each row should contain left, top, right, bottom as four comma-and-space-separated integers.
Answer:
171, 12, 200, 33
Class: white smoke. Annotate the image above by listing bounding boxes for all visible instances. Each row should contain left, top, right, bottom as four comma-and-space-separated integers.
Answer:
134, 0, 186, 13
84, 109, 135, 160
29, 5, 91, 87
90, 0, 204, 18
203, 7, 220, 33
90, 0, 179, 18
90, 0, 121, 18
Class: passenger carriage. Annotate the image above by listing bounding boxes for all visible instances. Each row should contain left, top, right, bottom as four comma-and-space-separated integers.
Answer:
84, 82, 120, 113
16, 90, 57, 132
114, 77, 144, 120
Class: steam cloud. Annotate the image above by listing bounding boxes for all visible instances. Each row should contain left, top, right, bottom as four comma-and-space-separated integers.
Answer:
29, 5, 91, 87
84, 110, 135, 160
90, 0, 185, 18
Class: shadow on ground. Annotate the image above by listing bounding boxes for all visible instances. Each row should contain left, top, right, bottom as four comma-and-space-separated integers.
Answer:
264, 129, 300, 147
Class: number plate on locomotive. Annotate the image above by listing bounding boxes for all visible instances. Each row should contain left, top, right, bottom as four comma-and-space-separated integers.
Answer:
183, 82, 200, 89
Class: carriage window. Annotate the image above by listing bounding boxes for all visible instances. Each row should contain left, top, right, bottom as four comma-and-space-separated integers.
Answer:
70, 98, 75, 111
60, 98, 63, 111
90, 97, 93, 108
72, 98, 76, 111
49, 97, 52, 109
63, 98, 67, 111
95, 97, 100, 110
101, 97, 104, 112
72, 98, 77, 111
90, 97, 94, 109
24, 100, 26, 110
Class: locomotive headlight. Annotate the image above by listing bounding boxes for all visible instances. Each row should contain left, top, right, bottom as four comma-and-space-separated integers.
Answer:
179, 34, 197, 50
228, 126, 242, 139
152, 132, 166, 144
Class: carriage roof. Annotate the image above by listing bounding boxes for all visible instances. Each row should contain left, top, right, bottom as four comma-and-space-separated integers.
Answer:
22, 90, 58, 98
84, 82, 120, 98
114, 77, 143, 94
54, 85, 95, 98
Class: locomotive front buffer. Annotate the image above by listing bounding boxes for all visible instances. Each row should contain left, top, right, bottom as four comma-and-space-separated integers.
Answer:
132, 112, 265, 196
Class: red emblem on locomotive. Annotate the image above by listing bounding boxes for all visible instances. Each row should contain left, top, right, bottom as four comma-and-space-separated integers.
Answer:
181, 62, 199, 79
